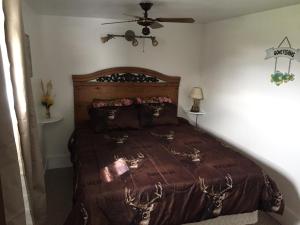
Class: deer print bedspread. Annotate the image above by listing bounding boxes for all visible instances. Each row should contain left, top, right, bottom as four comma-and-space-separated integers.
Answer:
65, 118, 284, 225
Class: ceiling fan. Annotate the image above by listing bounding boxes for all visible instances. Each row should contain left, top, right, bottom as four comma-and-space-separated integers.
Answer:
101, 2, 195, 35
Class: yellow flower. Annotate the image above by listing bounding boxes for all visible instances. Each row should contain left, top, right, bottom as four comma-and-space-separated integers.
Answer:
41, 80, 54, 108
41, 95, 53, 107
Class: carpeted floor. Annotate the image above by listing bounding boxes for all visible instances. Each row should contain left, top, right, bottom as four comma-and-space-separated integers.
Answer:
46, 168, 281, 225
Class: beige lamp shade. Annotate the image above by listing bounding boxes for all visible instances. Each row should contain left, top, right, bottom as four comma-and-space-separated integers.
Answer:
190, 87, 203, 100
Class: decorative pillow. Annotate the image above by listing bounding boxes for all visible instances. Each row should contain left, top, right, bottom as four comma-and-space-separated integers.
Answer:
137, 97, 178, 127
89, 99, 139, 132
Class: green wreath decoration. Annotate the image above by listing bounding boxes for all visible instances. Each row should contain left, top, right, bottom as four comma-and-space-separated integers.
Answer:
271, 71, 295, 86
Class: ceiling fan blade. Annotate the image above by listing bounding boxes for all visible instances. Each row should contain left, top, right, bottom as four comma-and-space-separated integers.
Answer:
123, 13, 143, 19
101, 20, 139, 25
156, 18, 195, 23
149, 21, 164, 29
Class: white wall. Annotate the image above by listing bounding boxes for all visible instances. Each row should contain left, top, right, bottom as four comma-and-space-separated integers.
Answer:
199, 4, 300, 225
25, 13, 203, 169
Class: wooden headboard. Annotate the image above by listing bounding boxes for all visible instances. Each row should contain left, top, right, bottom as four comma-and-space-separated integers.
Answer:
72, 67, 181, 127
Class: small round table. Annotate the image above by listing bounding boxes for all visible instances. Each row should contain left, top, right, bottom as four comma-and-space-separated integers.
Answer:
39, 115, 63, 125
186, 110, 205, 128
38, 115, 63, 171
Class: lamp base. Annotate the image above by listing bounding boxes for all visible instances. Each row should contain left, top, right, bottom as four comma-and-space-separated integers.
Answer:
190, 99, 200, 112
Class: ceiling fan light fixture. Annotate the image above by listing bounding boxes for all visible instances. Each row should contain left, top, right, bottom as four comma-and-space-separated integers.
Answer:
100, 35, 113, 43
151, 37, 158, 47
132, 39, 139, 47
125, 30, 136, 41
142, 27, 150, 35
100, 31, 158, 48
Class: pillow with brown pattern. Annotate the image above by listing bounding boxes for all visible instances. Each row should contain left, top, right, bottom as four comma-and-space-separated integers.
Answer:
136, 97, 178, 127
89, 98, 139, 132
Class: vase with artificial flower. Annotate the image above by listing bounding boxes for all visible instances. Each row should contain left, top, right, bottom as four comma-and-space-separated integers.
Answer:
41, 80, 54, 118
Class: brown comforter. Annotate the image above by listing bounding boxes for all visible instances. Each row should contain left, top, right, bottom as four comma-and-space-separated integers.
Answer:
65, 118, 283, 225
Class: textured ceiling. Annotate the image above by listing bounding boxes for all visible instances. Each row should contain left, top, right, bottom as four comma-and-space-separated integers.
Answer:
25, 0, 300, 23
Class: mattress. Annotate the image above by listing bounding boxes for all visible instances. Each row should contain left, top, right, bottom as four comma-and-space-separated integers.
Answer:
65, 118, 283, 225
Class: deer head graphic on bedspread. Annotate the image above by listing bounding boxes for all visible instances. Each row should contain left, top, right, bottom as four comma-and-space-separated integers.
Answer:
199, 174, 233, 217
125, 183, 163, 225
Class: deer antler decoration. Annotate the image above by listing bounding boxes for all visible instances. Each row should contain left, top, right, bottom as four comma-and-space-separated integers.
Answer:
150, 130, 175, 141
171, 148, 202, 162
115, 153, 145, 169
199, 174, 233, 216
148, 103, 165, 117
104, 134, 129, 144
264, 174, 283, 212
107, 109, 118, 120
80, 203, 89, 225
125, 183, 163, 225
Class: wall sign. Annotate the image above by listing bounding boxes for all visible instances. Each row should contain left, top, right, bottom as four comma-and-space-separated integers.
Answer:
265, 37, 300, 86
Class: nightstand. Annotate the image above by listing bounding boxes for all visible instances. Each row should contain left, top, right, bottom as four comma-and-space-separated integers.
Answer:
38, 114, 63, 171
39, 115, 63, 125
186, 110, 205, 128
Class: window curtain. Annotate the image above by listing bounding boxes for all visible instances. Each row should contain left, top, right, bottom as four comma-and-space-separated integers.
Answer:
0, 177, 7, 225
0, 47, 26, 225
2, 0, 47, 225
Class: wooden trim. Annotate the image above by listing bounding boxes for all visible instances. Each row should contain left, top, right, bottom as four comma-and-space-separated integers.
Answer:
0, 177, 6, 225
72, 67, 181, 127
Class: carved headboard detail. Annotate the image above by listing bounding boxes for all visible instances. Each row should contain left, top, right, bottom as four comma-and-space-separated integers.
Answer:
72, 67, 181, 127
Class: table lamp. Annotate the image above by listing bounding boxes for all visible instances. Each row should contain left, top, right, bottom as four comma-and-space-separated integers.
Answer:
190, 87, 203, 112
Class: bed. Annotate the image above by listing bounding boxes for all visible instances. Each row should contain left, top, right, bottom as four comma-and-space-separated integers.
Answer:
64, 67, 283, 225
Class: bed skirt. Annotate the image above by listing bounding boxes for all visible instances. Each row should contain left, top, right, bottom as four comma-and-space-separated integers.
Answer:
183, 211, 258, 225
